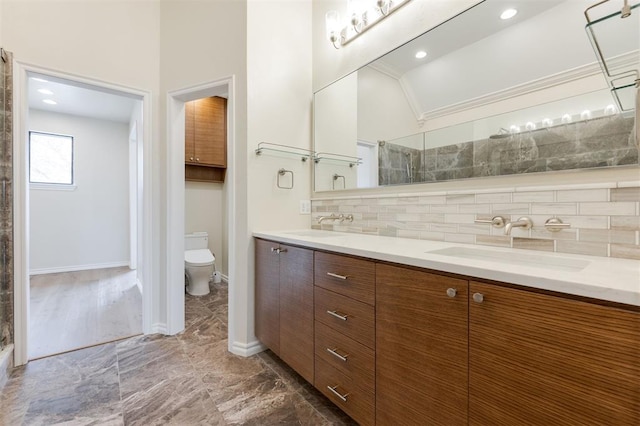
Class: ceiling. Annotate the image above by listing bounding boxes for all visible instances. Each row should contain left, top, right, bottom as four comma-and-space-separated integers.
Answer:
28, 72, 140, 123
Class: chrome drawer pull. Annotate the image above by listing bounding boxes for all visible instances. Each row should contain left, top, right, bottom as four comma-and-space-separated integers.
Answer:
326, 310, 349, 321
327, 272, 349, 280
327, 385, 349, 402
326, 347, 349, 362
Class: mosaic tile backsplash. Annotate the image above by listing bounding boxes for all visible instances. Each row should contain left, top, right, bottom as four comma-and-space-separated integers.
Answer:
311, 182, 640, 260
379, 115, 637, 186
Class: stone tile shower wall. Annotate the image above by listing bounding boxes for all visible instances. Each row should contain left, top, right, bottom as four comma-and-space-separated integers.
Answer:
0, 50, 13, 350
311, 182, 640, 260
378, 115, 636, 185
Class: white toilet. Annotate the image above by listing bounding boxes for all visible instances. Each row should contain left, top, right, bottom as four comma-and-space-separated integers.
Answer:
184, 232, 215, 296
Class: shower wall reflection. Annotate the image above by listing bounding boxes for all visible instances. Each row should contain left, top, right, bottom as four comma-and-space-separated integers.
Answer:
378, 112, 636, 187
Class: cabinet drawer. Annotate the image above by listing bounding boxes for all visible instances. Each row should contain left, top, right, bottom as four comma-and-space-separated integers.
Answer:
315, 252, 375, 305
315, 357, 374, 426
315, 321, 374, 392
315, 287, 375, 349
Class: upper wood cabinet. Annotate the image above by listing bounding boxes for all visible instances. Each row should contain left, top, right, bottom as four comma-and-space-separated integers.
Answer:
254, 239, 314, 383
376, 264, 469, 426
185, 96, 226, 182
469, 281, 640, 426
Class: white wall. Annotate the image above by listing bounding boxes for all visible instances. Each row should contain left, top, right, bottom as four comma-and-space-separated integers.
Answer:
29, 110, 130, 273
246, 0, 312, 349
358, 66, 422, 143
185, 181, 226, 276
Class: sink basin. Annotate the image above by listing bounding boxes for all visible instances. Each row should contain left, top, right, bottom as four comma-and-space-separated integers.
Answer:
427, 247, 590, 272
284, 230, 342, 238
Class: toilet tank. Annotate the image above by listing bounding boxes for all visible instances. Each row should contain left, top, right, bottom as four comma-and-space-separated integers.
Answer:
185, 232, 208, 250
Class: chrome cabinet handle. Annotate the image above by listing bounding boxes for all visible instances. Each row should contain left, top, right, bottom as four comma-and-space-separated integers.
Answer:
326, 310, 348, 321
327, 272, 349, 280
270, 247, 278, 253
278, 248, 287, 253
446, 288, 457, 298
326, 347, 349, 362
327, 385, 349, 402
473, 293, 484, 303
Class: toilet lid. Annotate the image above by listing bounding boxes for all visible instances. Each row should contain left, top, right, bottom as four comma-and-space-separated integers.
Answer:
185, 249, 215, 266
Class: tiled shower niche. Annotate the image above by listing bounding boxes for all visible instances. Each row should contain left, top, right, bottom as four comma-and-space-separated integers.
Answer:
379, 114, 636, 186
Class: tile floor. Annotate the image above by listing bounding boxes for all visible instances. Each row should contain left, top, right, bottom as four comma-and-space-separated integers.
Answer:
1, 281, 356, 425
29, 267, 142, 359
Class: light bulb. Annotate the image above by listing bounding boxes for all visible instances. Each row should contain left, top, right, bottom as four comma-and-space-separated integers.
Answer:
325, 10, 340, 43
509, 125, 520, 134
525, 122, 536, 131
561, 114, 572, 124
580, 110, 592, 120
604, 104, 618, 115
542, 118, 553, 127
415, 51, 427, 59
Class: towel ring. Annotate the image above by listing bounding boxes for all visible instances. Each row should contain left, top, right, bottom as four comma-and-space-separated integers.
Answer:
277, 168, 294, 189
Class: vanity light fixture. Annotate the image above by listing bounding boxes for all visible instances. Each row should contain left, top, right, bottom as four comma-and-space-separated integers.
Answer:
500, 8, 518, 20
38, 89, 54, 95
326, 0, 411, 49
604, 104, 618, 115
415, 50, 427, 59
42, 99, 57, 105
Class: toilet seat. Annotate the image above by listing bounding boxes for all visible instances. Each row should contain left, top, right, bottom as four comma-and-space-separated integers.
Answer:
185, 249, 215, 266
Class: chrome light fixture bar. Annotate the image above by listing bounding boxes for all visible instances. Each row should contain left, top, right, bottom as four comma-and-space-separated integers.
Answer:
326, 0, 412, 49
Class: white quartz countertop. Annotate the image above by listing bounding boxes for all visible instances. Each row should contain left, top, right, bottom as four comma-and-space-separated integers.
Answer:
253, 230, 640, 307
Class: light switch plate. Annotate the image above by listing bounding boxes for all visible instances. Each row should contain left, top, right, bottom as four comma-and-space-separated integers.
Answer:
299, 200, 311, 215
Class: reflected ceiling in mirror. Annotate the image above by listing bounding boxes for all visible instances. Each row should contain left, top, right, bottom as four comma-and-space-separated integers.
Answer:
313, 0, 639, 192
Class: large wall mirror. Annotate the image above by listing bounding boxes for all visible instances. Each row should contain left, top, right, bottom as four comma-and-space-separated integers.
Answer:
313, 0, 639, 192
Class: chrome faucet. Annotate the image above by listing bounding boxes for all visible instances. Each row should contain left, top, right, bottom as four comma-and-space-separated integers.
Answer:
316, 213, 354, 224
504, 217, 533, 235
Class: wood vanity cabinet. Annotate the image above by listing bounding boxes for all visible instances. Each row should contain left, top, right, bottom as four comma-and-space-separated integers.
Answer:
313, 252, 376, 426
376, 264, 469, 426
254, 240, 640, 426
469, 281, 640, 425
184, 96, 226, 182
254, 239, 314, 383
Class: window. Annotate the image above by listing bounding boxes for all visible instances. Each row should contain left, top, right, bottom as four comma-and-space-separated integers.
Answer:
29, 131, 74, 185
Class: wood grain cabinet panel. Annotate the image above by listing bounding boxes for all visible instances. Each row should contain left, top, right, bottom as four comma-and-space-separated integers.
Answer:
315, 321, 375, 392
279, 245, 314, 383
254, 239, 280, 355
315, 286, 375, 349
376, 264, 469, 426
469, 281, 640, 426
254, 239, 314, 382
184, 96, 226, 182
315, 357, 375, 426
315, 252, 375, 305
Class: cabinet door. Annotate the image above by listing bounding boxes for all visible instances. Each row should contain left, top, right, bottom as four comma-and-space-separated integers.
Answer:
194, 96, 226, 166
254, 239, 280, 355
376, 264, 469, 426
279, 245, 314, 383
184, 100, 195, 162
469, 281, 640, 425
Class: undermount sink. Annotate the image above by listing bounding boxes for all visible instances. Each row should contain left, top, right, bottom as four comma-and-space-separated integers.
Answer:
284, 230, 342, 238
427, 247, 590, 272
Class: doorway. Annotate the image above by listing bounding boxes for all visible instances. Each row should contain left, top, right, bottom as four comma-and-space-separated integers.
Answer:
13, 64, 153, 365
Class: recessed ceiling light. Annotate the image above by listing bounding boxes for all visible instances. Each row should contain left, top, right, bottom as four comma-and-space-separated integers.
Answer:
31, 77, 49, 83
38, 89, 54, 95
42, 99, 57, 105
415, 50, 427, 59
500, 8, 518, 20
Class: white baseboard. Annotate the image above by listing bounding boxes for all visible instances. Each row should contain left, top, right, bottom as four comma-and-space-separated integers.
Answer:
29, 261, 130, 276
230, 339, 266, 357
150, 323, 168, 334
